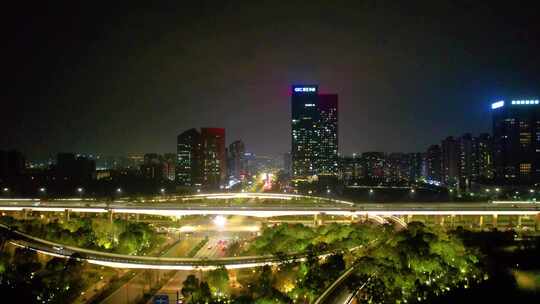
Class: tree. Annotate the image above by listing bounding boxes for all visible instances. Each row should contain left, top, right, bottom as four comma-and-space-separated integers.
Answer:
206, 266, 230, 295
182, 274, 200, 301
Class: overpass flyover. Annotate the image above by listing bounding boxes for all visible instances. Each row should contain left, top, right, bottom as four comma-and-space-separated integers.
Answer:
1, 193, 539, 231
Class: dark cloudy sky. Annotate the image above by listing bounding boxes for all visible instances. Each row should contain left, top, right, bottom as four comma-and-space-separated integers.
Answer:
4, 1, 540, 159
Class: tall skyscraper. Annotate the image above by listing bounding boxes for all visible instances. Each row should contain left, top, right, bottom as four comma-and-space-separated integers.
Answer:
291, 85, 338, 178
176, 128, 202, 187
318, 94, 339, 175
200, 128, 226, 188
458, 133, 479, 188
492, 99, 540, 184
442, 136, 460, 186
176, 128, 226, 188
426, 145, 442, 183
228, 140, 246, 178
477, 133, 494, 180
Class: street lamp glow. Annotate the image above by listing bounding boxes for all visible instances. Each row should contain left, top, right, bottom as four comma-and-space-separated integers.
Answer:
213, 215, 226, 227
39, 187, 46, 192
410, 189, 415, 193
326, 189, 331, 194
529, 189, 535, 193
160, 188, 166, 193
77, 187, 83, 193
2, 188, 8, 192
116, 188, 122, 193
495, 188, 500, 192
369, 189, 374, 194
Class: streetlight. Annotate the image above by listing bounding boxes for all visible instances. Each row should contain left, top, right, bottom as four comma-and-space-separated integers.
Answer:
529, 189, 535, 193
116, 188, 122, 194
160, 188, 166, 194
369, 189, 374, 194
2, 188, 8, 192
326, 189, 331, 194
410, 189, 415, 193
77, 187, 83, 193
39, 187, 46, 193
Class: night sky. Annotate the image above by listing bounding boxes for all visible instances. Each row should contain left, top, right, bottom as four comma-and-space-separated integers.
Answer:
4, 1, 540, 159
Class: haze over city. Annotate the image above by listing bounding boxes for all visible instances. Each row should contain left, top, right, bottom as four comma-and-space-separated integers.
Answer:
5, 1, 540, 158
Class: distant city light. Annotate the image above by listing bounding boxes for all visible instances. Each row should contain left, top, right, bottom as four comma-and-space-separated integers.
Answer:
160, 188, 166, 193
491, 100, 504, 109
39, 187, 46, 192
77, 187, 83, 193
116, 188, 122, 193
2, 188, 8, 192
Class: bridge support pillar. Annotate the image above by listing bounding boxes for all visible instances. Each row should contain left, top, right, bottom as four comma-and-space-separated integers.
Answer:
492, 214, 498, 228
517, 215, 522, 228
478, 216, 483, 229
450, 214, 456, 228
108, 210, 114, 224
406, 214, 413, 224
314, 213, 324, 226
536, 214, 540, 231
23, 209, 28, 220
438, 215, 445, 226
64, 209, 70, 221
136, 213, 140, 222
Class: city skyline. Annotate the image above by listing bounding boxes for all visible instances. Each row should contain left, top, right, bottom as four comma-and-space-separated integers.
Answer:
5, 2, 540, 158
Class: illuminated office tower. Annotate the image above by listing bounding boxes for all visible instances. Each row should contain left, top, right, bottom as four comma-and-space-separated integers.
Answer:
200, 128, 226, 188
176, 129, 202, 186
492, 99, 540, 184
291, 85, 338, 178
318, 94, 339, 175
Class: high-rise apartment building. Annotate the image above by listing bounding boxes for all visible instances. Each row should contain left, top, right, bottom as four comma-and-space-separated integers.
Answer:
442, 136, 460, 186
426, 145, 442, 183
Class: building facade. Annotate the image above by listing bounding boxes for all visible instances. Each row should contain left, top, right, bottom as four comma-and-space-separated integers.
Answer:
228, 140, 246, 179
426, 145, 442, 183
291, 85, 338, 178
492, 99, 540, 184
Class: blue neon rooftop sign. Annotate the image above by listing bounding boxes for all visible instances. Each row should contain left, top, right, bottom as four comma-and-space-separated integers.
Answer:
293, 86, 317, 93
491, 101, 504, 109
511, 99, 539, 105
